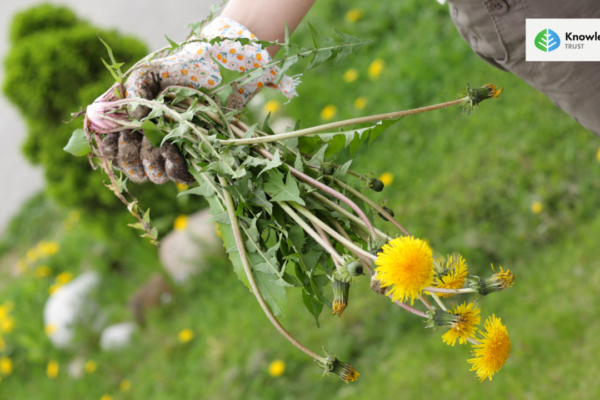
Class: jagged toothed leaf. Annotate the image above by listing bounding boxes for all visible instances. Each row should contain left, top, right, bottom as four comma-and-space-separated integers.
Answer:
306, 23, 338, 70
264, 171, 305, 205
254, 271, 288, 316
333, 28, 373, 65
257, 151, 283, 177
302, 290, 323, 327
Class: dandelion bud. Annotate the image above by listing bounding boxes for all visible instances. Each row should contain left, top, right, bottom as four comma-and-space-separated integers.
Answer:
468, 265, 514, 296
369, 178, 384, 192
378, 207, 394, 221
332, 280, 350, 317
329, 358, 360, 383
346, 261, 364, 276
321, 164, 335, 175
460, 83, 504, 114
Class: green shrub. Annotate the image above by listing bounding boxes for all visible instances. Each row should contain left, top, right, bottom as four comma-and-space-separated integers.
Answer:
3, 5, 204, 253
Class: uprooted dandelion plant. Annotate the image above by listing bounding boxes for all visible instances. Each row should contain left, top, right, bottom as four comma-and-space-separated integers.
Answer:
65, 2, 513, 382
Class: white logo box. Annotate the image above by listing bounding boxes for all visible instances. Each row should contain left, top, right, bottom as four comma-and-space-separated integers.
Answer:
526, 19, 600, 61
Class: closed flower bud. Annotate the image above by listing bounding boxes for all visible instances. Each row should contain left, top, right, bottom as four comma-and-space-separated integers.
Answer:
468, 265, 515, 296
332, 280, 350, 318
369, 178, 384, 192
321, 164, 335, 175
329, 358, 360, 383
346, 261, 364, 276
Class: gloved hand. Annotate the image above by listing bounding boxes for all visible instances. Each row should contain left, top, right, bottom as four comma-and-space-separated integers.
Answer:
89, 17, 301, 185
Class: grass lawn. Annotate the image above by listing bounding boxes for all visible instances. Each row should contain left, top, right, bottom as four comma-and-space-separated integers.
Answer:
1, 0, 600, 398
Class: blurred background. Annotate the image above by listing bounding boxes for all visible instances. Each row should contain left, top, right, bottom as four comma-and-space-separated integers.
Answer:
1, 0, 599, 399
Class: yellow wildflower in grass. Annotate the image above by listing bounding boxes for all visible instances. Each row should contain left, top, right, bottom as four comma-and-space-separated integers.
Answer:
56, 272, 73, 285
378, 172, 393, 186
345, 9, 364, 23
489, 265, 515, 291
0, 317, 14, 334
173, 215, 188, 231
353, 97, 367, 110
100, 395, 113, 400
0, 302, 14, 320
375, 236, 434, 304
343, 68, 358, 83
263, 100, 281, 114
38, 241, 59, 256
178, 329, 194, 343
597, 147, 600, 162
441, 303, 481, 346
47, 360, 59, 378
84, 360, 97, 373
431, 254, 468, 298
119, 379, 132, 392
0, 357, 13, 375
531, 201, 542, 214
468, 315, 511, 381
368, 59, 385, 79
268, 360, 285, 377
34, 265, 52, 278
176, 182, 189, 192
45, 324, 57, 336
320, 105, 337, 120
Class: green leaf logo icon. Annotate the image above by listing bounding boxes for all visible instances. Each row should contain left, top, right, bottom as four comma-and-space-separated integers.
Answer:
535, 29, 561, 52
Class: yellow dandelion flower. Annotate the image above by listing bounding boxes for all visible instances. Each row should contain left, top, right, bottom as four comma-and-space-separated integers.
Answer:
45, 324, 57, 336
378, 172, 393, 187
0, 303, 13, 320
0, 357, 13, 375
368, 59, 385, 79
345, 9, 364, 23
597, 147, 600, 162
268, 360, 286, 377
263, 100, 281, 114
353, 97, 367, 110
441, 302, 481, 346
0, 317, 14, 334
468, 315, 511, 381
174, 215, 188, 231
531, 201, 542, 214
490, 265, 515, 291
100, 395, 113, 400
176, 183, 189, 192
84, 360, 97, 373
343, 68, 358, 83
35, 265, 52, 278
375, 236, 434, 304
56, 272, 73, 285
178, 328, 194, 343
320, 105, 337, 120
119, 379, 132, 392
431, 254, 468, 298
39, 241, 59, 256
47, 360, 59, 379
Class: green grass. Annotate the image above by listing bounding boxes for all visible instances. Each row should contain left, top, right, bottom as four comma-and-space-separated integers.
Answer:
2, 0, 600, 398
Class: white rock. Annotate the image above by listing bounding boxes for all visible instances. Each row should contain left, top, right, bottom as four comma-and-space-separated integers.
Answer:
100, 322, 137, 351
43, 271, 100, 349
159, 209, 221, 284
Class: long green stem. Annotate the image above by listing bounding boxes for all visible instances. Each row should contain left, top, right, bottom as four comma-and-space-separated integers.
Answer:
220, 99, 465, 146
424, 287, 476, 294
429, 293, 448, 311
289, 202, 376, 262
278, 202, 344, 266
219, 178, 325, 362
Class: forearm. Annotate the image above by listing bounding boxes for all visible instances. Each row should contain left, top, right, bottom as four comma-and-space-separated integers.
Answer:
221, 0, 316, 56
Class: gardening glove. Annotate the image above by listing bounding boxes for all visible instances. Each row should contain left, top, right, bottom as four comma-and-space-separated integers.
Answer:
90, 17, 302, 185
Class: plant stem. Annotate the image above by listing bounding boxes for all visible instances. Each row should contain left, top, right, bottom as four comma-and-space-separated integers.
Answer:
219, 178, 326, 363
329, 217, 373, 276
424, 287, 476, 294
277, 201, 344, 265
220, 99, 465, 146
325, 176, 411, 236
311, 221, 341, 269
419, 294, 434, 311
290, 202, 376, 262
429, 293, 448, 312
